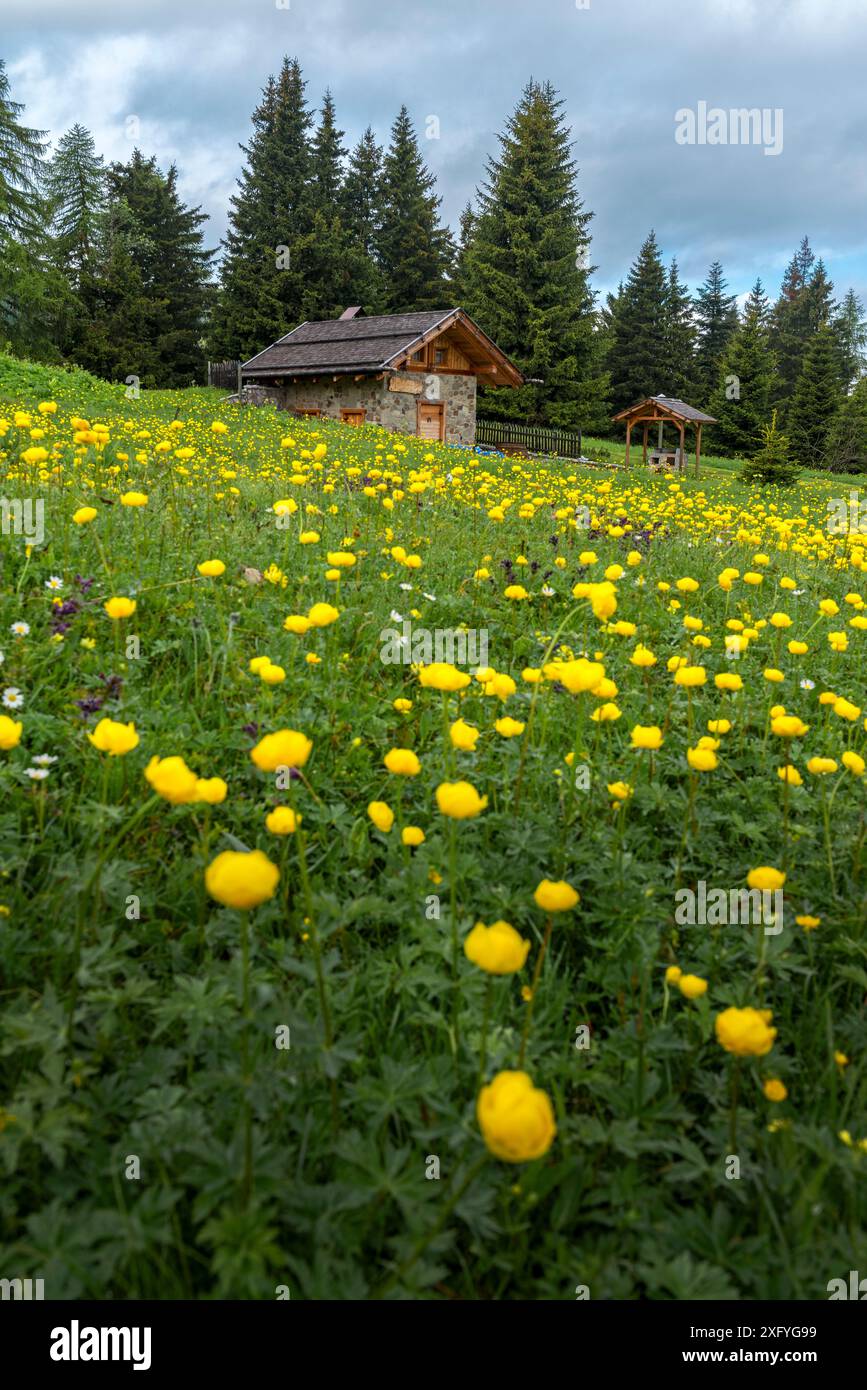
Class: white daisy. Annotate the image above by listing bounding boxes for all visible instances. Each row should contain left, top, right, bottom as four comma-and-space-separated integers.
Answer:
399, 583, 413, 592
541, 585, 555, 597
32, 754, 58, 766
45, 576, 63, 591
10, 621, 29, 637
2, 687, 23, 710
800, 679, 815, 690
25, 767, 49, 780
389, 610, 403, 623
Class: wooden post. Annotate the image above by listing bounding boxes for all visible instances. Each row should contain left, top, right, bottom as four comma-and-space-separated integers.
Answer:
625, 419, 632, 467
695, 423, 702, 479
642, 424, 648, 466
237, 362, 242, 397
679, 422, 685, 473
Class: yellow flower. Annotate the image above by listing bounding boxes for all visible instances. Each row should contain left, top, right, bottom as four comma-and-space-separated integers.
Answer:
834, 697, 861, 721
418, 662, 471, 692
401, 825, 425, 846
674, 665, 706, 687
769, 612, 792, 628
73, 506, 97, 524
806, 756, 838, 775
676, 577, 699, 592
120, 491, 148, 507
715, 673, 742, 692
630, 644, 657, 667
435, 779, 488, 819
0, 715, 23, 750
796, 914, 821, 931
283, 615, 311, 635
542, 657, 605, 693
197, 560, 225, 577
251, 729, 312, 772
630, 724, 663, 750
464, 920, 530, 974
367, 800, 394, 833
307, 602, 340, 627
591, 702, 621, 723
87, 717, 139, 756
266, 806, 300, 835
384, 747, 421, 775
195, 777, 227, 805
842, 751, 865, 776
205, 849, 279, 909
450, 718, 480, 750
259, 662, 286, 685
533, 879, 579, 912
763, 1078, 787, 1102
299, 530, 320, 544
144, 754, 200, 804
763, 668, 785, 683
607, 780, 633, 800
747, 866, 786, 891
495, 717, 525, 737
777, 764, 803, 786
504, 584, 529, 600
835, 1051, 849, 1068
665, 965, 682, 984
477, 1070, 556, 1162
771, 714, 808, 738
393, 698, 413, 713
715, 1006, 777, 1057
327, 551, 356, 568
708, 719, 731, 734
687, 746, 717, 771
678, 974, 708, 999
104, 596, 136, 619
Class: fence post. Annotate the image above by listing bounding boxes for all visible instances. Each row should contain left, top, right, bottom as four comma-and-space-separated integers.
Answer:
237, 362, 242, 397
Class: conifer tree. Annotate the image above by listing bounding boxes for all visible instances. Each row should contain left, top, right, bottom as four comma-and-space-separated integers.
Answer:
341, 126, 385, 313
44, 124, 105, 289
832, 288, 867, 391
451, 201, 477, 307
464, 80, 608, 430
376, 106, 453, 313
708, 278, 774, 456
788, 324, 845, 467
606, 231, 668, 415
769, 237, 836, 415
661, 258, 696, 401
693, 261, 738, 400
824, 376, 867, 473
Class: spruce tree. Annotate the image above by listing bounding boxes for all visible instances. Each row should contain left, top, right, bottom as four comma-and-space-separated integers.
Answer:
708, 279, 774, 456
45, 124, 105, 289
661, 258, 696, 401
740, 411, 798, 486
304, 93, 374, 318
73, 195, 163, 385
693, 261, 738, 401
341, 126, 385, 312
210, 57, 315, 359
769, 237, 836, 416
607, 231, 668, 415
463, 80, 608, 430
0, 59, 47, 243
376, 106, 453, 313
788, 325, 845, 467
824, 377, 867, 474
832, 288, 867, 391
451, 201, 477, 307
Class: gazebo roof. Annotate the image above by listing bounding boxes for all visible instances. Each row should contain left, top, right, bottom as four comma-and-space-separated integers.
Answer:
612, 394, 717, 425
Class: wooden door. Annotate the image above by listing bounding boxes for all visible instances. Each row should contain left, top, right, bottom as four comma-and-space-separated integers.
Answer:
417, 402, 444, 441
340, 408, 366, 426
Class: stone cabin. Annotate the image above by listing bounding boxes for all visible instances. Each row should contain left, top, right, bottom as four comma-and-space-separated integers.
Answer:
239, 306, 524, 446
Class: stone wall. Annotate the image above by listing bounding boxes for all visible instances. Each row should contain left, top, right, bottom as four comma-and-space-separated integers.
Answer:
268, 372, 478, 446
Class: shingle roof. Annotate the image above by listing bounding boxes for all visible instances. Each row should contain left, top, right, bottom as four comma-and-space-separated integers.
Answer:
242, 310, 456, 375
612, 394, 717, 424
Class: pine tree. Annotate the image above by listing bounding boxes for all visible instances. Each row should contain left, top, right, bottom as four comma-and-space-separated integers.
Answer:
73, 195, 163, 386
769, 237, 836, 416
788, 325, 845, 467
740, 410, 798, 486
708, 279, 774, 456
693, 261, 738, 400
451, 201, 477, 306
210, 57, 315, 360
0, 59, 47, 243
44, 124, 105, 288
824, 377, 867, 474
832, 288, 867, 391
303, 92, 373, 319
376, 106, 453, 313
340, 126, 385, 312
606, 231, 668, 415
463, 80, 608, 430
661, 258, 696, 401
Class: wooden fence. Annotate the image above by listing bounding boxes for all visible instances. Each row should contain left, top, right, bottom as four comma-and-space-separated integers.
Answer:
475, 417, 585, 458
207, 360, 241, 392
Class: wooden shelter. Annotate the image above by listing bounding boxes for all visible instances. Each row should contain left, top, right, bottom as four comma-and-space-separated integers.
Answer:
612, 395, 716, 478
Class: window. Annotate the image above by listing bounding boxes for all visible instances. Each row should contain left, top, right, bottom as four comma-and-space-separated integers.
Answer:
434, 347, 446, 366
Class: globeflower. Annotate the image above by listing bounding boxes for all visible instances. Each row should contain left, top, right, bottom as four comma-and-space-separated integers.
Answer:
541, 657, 605, 694
842, 751, 865, 776
631, 724, 663, 750
266, 806, 300, 835
0, 714, 23, 749
120, 491, 148, 507
73, 506, 97, 524
251, 729, 312, 772
144, 754, 200, 804
477, 1070, 556, 1162
674, 665, 706, 687
195, 777, 227, 804
715, 1006, 777, 1057
435, 780, 488, 819
205, 849, 279, 909
401, 825, 425, 846
197, 560, 225, 577
367, 800, 394, 833
763, 1079, 788, 1102
495, 717, 525, 737
307, 602, 340, 627
630, 644, 657, 667
806, 756, 838, 775
771, 714, 808, 738
450, 718, 479, 750
533, 879, 579, 912
104, 596, 136, 620
384, 747, 421, 775
687, 746, 717, 771
464, 920, 530, 975
87, 717, 139, 756
678, 974, 708, 999
747, 866, 786, 892
283, 615, 311, 635
833, 697, 861, 721
418, 662, 471, 692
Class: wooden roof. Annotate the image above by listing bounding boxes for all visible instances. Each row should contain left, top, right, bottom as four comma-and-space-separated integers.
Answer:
241, 308, 524, 387
612, 394, 717, 425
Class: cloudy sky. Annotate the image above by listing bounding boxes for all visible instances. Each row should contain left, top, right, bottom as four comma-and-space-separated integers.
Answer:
5, 0, 866, 304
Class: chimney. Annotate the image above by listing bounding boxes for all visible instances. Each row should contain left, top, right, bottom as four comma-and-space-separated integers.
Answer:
338, 306, 362, 320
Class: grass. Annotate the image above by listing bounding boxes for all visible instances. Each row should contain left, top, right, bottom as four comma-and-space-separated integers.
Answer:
0, 357, 865, 1299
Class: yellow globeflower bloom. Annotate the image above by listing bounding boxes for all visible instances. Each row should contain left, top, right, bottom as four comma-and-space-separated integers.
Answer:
251, 729, 312, 771
747, 866, 786, 891
631, 724, 663, 750
450, 718, 479, 750
205, 850, 279, 909
120, 491, 148, 507
104, 596, 136, 619
464, 920, 530, 975
307, 602, 340, 627
367, 801, 394, 833
533, 879, 579, 912
401, 825, 425, 847
73, 506, 97, 524
435, 781, 488, 819
418, 662, 471, 692
715, 1006, 777, 1057
197, 560, 226, 577
383, 747, 421, 775
266, 806, 300, 835
477, 1071, 556, 1162
678, 974, 708, 999
87, 717, 139, 756
0, 715, 24, 749
195, 777, 228, 804
144, 755, 199, 804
